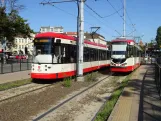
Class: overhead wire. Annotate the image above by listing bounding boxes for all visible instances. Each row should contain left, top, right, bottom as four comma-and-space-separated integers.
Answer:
44, 3, 111, 37
106, 0, 133, 31
40, 0, 123, 37
84, 3, 123, 18
84, 6, 122, 36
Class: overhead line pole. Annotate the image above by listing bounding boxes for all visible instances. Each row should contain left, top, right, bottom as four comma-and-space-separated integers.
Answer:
40, 0, 84, 81
123, 0, 126, 37
77, 0, 84, 81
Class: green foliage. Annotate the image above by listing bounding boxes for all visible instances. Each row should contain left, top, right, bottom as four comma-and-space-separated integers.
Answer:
63, 77, 72, 87
0, 7, 34, 43
0, 78, 32, 91
85, 72, 98, 82
156, 26, 161, 46
95, 89, 122, 121
94, 70, 133, 121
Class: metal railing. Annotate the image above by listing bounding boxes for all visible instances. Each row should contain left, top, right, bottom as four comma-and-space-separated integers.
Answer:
155, 58, 161, 99
0, 56, 33, 74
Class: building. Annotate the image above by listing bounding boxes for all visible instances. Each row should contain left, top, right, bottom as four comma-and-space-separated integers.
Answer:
40, 26, 64, 33
13, 33, 36, 55
65, 32, 108, 48
138, 40, 144, 47
64, 32, 106, 41
64, 32, 77, 37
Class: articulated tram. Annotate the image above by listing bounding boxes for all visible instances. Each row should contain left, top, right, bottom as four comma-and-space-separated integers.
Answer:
31, 32, 111, 79
110, 38, 142, 72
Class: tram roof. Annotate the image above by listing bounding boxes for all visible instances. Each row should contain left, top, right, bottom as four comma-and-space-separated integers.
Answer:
35, 32, 76, 41
35, 32, 108, 48
111, 38, 135, 44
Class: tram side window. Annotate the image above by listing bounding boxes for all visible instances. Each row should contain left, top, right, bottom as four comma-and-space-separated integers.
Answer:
86, 47, 90, 62
61, 44, 71, 63
96, 49, 98, 61
107, 50, 110, 59
127, 45, 133, 57
133, 47, 136, 57
90, 49, 93, 61
99, 50, 102, 60
84, 47, 87, 62
70, 45, 76, 63
93, 49, 96, 61
104, 50, 107, 60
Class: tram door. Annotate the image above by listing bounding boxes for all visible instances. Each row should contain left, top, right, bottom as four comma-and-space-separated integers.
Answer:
54, 44, 61, 63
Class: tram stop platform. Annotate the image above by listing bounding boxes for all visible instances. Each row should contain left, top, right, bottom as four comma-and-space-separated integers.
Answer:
108, 64, 161, 121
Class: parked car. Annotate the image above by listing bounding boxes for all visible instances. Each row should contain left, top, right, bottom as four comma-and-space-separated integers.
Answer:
5, 52, 17, 59
15, 55, 28, 59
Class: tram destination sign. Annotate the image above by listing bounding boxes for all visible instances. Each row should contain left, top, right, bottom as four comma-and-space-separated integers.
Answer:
34, 39, 49, 43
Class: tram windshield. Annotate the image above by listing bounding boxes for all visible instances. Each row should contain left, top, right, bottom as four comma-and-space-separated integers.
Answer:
112, 51, 126, 55
34, 38, 52, 55
112, 41, 127, 45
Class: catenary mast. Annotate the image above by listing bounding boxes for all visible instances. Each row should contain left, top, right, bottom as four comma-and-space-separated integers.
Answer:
123, 0, 126, 37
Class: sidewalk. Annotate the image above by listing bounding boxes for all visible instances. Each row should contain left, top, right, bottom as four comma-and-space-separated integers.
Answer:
108, 64, 161, 121
0, 70, 31, 85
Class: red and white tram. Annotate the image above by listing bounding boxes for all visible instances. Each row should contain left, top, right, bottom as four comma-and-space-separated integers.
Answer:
31, 32, 110, 79
110, 38, 142, 72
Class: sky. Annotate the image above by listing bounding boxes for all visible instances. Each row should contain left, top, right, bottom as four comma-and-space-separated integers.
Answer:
18, 0, 161, 43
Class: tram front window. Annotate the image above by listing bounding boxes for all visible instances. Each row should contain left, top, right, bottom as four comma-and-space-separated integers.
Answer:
34, 38, 52, 55
112, 51, 126, 55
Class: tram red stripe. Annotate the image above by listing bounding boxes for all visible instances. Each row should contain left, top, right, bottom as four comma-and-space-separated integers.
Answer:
31, 64, 110, 79
111, 63, 140, 72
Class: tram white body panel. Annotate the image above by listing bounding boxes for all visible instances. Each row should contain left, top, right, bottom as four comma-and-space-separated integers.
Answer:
31, 32, 110, 79
32, 60, 110, 74
110, 38, 142, 72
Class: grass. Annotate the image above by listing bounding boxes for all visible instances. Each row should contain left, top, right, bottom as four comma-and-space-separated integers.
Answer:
63, 77, 72, 87
85, 71, 99, 82
95, 89, 122, 121
0, 78, 32, 91
94, 71, 134, 121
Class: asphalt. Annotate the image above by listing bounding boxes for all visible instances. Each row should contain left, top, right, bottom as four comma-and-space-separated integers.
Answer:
0, 70, 31, 84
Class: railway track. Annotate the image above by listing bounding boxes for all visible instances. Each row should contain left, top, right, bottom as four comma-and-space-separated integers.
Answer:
31, 72, 127, 121
0, 82, 56, 103
0, 71, 129, 121
0, 70, 110, 104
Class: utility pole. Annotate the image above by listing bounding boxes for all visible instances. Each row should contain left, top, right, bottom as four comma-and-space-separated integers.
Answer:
77, 0, 84, 81
123, 0, 126, 37
40, 0, 85, 81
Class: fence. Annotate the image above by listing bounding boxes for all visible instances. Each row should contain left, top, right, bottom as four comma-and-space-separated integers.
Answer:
155, 58, 161, 99
0, 56, 33, 74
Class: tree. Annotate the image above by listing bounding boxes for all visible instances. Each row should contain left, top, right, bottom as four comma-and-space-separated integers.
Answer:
0, 0, 24, 13
156, 26, 161, 46
0, 0, 34, 44
0, 7, 8, 40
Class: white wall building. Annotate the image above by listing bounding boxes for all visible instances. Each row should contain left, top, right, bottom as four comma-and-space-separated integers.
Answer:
13, 33, 36, 55
40, 26, 64, 33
